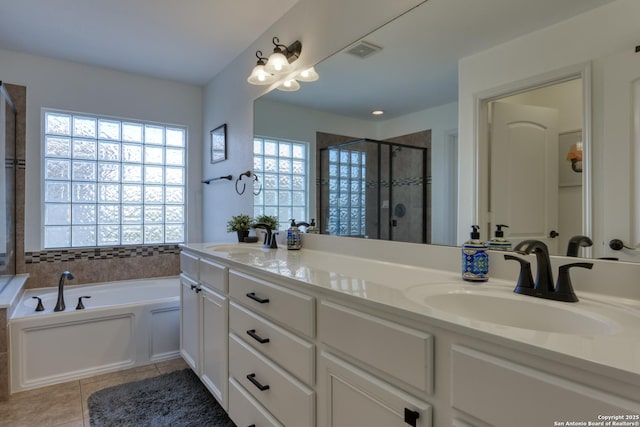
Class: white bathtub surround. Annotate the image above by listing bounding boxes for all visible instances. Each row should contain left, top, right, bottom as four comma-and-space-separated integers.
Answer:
9, 276, 180, 393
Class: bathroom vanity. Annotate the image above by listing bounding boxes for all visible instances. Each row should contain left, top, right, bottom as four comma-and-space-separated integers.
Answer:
180, 236, 640, 426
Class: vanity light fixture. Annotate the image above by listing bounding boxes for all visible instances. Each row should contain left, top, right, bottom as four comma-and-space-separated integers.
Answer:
277, 79, 301, 92
264, 37, 302, 74
247, 51, 278, 85
248, 37, 317, 91
296, 66, 319, 82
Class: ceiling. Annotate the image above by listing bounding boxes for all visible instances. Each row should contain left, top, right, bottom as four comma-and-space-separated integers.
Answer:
0, 0, 299, 85
262, 0, 614, 120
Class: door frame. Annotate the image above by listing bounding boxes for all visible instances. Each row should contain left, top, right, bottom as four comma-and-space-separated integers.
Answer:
474, 62, 592, 255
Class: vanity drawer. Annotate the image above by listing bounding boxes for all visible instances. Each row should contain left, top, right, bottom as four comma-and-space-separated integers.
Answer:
229, 271, 315, 338
229, 333, 315, 427
179, 251, 199, 280
318, 300, 434, 394
199, 257, 228, 293
230, 301, 315, 385
229, 377, 283, 427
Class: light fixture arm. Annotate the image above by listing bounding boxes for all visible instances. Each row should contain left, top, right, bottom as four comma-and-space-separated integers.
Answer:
272, 36, 302, 63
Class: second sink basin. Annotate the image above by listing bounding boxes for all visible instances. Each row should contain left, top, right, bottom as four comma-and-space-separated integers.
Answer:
404, 284, 619, 335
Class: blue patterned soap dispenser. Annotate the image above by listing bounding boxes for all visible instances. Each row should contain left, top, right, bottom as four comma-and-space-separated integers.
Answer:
462, 225, 489, 282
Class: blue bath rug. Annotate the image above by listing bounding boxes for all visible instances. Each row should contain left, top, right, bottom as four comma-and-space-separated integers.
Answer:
88, 368, 236, 427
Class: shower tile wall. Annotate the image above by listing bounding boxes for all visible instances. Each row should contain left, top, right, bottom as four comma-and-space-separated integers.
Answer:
385, 130, 432, 244
317, 130, 431, 243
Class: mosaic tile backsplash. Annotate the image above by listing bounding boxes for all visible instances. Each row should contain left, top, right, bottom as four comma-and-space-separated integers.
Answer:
24, 244, 180, 289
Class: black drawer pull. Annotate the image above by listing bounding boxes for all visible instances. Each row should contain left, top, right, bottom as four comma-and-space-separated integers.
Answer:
246, 373, 270, 391
246, 292, 269, 304
246, 329, 270, 344
248, 425, 256, 427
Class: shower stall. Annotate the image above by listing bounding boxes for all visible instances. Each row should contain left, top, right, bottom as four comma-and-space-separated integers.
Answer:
319, 138, 430, 244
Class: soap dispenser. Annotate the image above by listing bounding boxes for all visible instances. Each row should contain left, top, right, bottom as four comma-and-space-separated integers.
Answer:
462, 225, 489, 282
287, 219, 302, 250
487, 224, 512, 251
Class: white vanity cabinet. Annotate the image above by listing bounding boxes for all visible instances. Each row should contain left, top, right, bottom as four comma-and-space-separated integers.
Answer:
179, 251, 200, 372
179, 273, 200, 372
450, 345, 640, 427
227, 270, 316, 427
317, 300, 434, 427
179, 250, 229, 409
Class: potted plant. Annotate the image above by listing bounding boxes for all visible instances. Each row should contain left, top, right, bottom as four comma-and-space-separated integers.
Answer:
254, 214, 279, 231
227, 214, 253, 242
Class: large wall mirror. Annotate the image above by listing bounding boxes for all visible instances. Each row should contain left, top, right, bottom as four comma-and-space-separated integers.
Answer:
254, 0, 640, 262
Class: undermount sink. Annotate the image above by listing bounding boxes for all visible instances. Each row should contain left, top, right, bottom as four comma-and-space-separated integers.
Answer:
404, 284, 619, 335
207, 244, 268, 254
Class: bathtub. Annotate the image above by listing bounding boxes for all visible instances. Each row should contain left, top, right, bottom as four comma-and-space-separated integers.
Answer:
9, 276, 180, 393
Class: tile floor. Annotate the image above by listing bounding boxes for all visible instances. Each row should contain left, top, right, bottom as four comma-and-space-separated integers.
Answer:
0, 357, 189, 427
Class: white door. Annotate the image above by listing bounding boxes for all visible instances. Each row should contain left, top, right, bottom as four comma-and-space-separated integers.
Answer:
490, 101, 560, 253
602, 47, 640, 261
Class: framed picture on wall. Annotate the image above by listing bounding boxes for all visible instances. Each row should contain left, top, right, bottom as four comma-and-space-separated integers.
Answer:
210, 124, 227, 164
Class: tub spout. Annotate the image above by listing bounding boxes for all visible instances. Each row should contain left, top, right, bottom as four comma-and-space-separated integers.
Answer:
54, 271, 74, 312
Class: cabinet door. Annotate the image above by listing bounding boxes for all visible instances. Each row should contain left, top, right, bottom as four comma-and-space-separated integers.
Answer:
318, 352, 432, 427
451, 346, 640, 426
179, 274, 200, 372
200, 285, 228, 410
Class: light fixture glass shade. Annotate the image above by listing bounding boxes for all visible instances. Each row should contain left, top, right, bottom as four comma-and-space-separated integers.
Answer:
247, 64, 277, 85
277, 79, 301, 92
296, 67, 319, 82
264, 51, 292, 74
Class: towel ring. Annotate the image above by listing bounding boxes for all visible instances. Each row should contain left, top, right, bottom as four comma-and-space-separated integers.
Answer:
253, 174, 262, 196
235, 170, 255, 195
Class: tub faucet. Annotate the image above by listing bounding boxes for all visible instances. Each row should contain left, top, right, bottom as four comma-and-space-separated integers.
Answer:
54, 271, 74, 312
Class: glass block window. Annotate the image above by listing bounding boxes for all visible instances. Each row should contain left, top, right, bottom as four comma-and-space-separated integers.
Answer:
253, 137, 308, 230
43, 110, 186, 248
327, 148, 366, 236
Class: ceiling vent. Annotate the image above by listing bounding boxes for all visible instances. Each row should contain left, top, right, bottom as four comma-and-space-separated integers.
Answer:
344, 40, 383, 59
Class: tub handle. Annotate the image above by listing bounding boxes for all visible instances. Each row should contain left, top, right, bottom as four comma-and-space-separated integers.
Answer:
32, 296, 45, 312
76, 296, 91, 310
246, 292, 269, 304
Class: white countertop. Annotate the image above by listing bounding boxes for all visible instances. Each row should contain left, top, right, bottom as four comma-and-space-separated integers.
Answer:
182, 242, 640, 384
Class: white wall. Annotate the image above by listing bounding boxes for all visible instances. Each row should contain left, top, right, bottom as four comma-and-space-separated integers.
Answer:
0, 48, 203, 250
458, 0, 640, 252
202, 0, 424, 243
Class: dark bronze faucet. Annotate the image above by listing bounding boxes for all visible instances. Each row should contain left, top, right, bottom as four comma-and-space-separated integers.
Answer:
252, 223, 278, 249
54, 271, 74, 312
507, 240, 592, 302
566, 235, 593, 257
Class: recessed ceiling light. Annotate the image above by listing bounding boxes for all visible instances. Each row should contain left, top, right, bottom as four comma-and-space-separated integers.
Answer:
371, 110, 384, 116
